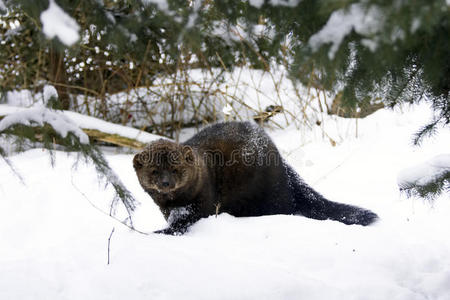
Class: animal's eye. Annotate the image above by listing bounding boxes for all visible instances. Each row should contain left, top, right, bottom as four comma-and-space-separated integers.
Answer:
172, 169, 178, 175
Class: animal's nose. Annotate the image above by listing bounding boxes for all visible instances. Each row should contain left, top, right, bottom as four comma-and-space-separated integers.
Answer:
161, 171, 171, 188
162, 181, 170, 187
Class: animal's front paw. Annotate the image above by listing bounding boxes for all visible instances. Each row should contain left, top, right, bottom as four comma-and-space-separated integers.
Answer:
153, 227, 186, 236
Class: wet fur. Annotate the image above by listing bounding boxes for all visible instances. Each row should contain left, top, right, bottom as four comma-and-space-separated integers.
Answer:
134, 122, 378, 235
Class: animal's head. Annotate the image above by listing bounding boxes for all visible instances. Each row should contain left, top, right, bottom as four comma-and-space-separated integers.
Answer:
133, 139, 196, 196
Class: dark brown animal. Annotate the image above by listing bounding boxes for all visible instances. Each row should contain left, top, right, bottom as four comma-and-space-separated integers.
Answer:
133, 122, 378, 235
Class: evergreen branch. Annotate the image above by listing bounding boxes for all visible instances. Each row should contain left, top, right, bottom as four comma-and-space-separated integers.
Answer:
399, 171, 450, 202
412, 120, 439, 147
386, 66, 421, 108
78, 143, 137, 220
0, 119, 138, 223
0, 144, 25, 184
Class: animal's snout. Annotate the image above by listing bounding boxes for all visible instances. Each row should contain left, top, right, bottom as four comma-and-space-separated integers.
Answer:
162, 181, 170, 187
160, 170, 172, 189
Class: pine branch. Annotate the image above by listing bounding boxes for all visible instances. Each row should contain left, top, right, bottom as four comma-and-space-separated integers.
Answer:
0, 144, 25, 184
0, 116, 138, 223
412, 120, 439, 146
399, 171, 450, 202
78, 142, 137, 218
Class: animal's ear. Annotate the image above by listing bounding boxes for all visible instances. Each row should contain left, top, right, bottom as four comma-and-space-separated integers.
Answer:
133, 154, 143, 170
182, 146, 195, 164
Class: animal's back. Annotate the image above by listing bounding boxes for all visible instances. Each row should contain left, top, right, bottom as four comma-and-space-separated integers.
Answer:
183, 122, 294, 216
185, 122, 266, 150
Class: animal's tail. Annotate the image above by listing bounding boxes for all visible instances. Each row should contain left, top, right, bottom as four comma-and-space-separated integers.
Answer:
285, 164, 378, 226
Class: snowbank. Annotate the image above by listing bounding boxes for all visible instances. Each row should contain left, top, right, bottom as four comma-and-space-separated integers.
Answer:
1, 103, 450, 299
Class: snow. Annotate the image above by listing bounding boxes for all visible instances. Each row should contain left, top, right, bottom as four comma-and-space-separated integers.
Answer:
142, 0, 169, 12
269, 0, 301, 7
411, 18, 421, 33
0, 106, 89, 144
248, 0, 265, 8
40, 0, 80, 46
222, 103, 233, 116
309, 3, 383, 58
1, 102, 450, 299
63, 110, 161, 144
6, 89, 34, 107
398, 154, 450, 187
186, 0, 202, 28
210, 20, 256, 44
167, 207, 190, 226
43, 84, 58, 103
0, 104, 161, 144
247, 0, 301, 8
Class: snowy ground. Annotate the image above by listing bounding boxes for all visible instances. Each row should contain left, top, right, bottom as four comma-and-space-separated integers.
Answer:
1, 103, 449, 300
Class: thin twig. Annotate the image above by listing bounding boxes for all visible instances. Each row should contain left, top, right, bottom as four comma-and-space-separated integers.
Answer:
107, 227, 115, 265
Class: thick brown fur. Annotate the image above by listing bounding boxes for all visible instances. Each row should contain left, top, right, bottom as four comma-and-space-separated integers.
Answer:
133, 121, 378, 235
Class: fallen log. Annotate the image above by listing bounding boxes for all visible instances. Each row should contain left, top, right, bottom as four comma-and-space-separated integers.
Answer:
82, 128, 146, 149
0, 110, 154, 150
